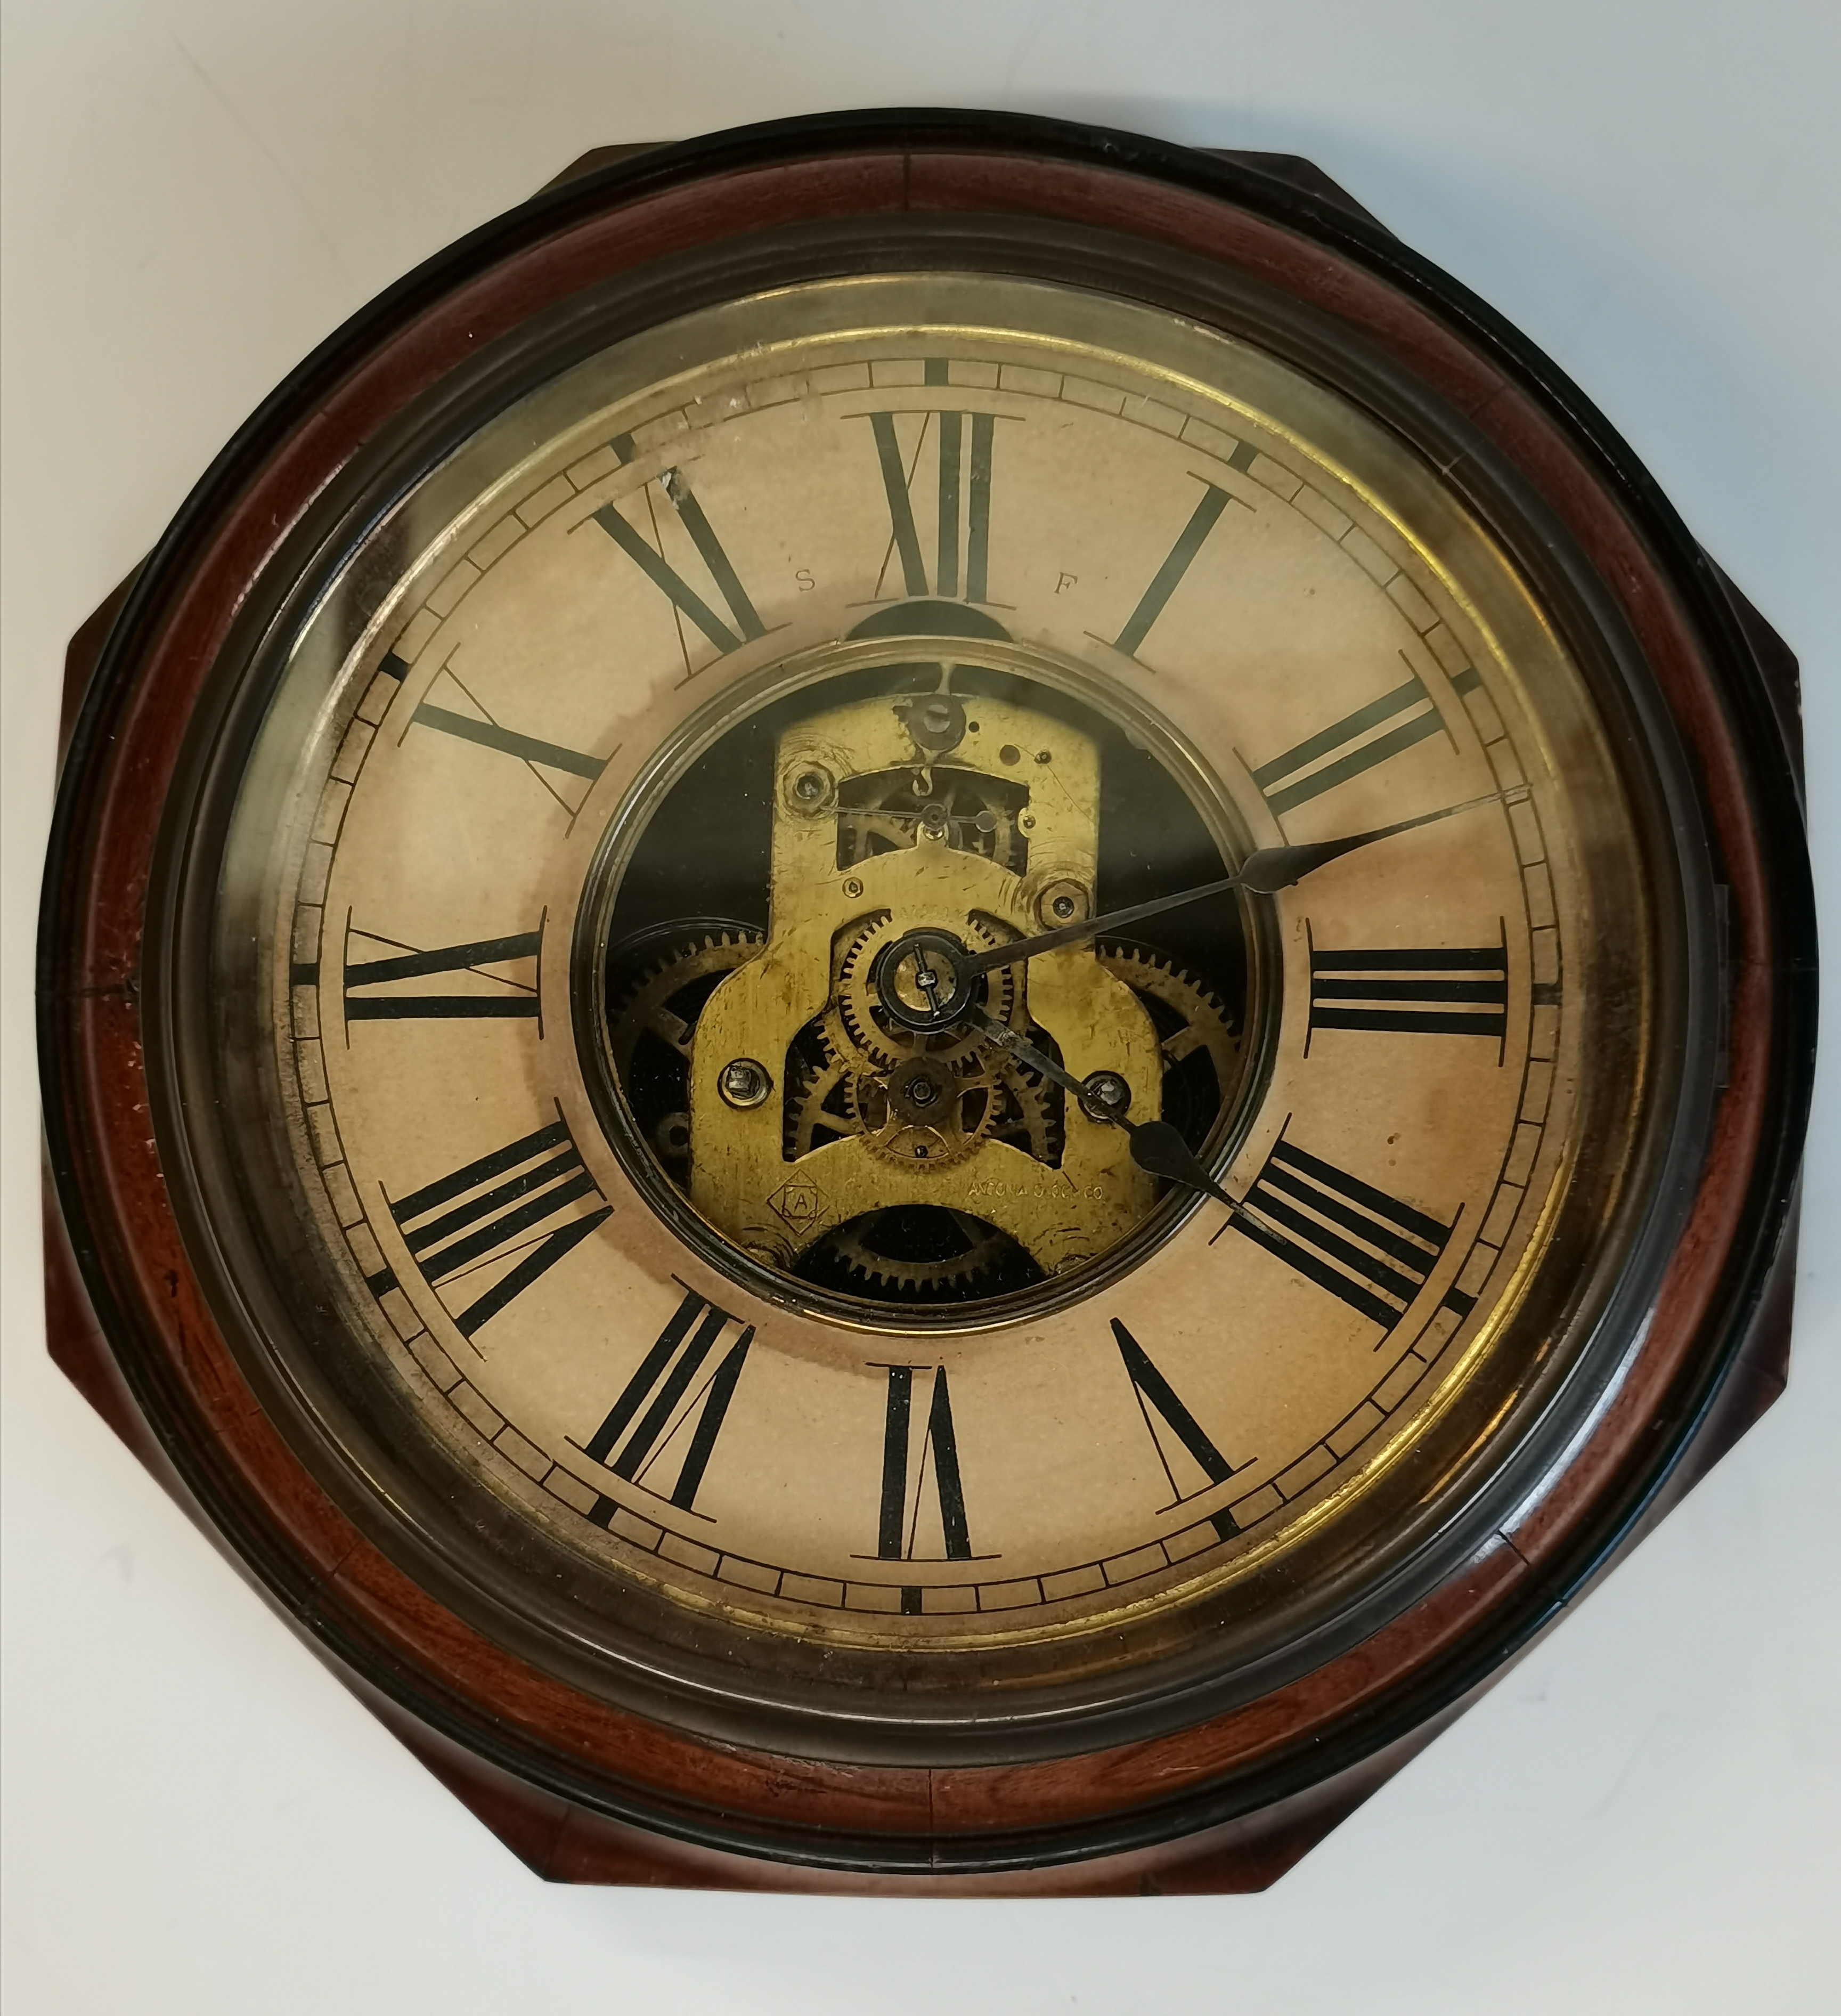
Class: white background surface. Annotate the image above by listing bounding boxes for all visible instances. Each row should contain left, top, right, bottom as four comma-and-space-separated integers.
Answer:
3, 5, 1837, 2011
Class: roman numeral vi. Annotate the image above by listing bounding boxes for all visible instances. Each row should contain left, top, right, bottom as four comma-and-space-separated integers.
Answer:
874, 1364, 974, 1601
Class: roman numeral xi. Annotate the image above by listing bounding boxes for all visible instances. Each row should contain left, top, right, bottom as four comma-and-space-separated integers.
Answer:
580, 1287, 754, 1518
368, 1118, 609, 1338
592, 441, 765, 658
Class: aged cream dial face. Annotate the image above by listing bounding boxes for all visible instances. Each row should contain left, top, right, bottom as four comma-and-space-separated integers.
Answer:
251, 275, 1644, 1651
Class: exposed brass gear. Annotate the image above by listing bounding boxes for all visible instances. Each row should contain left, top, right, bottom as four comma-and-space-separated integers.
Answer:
1095, 943, 1240, 1140
608, 929, 764, 1176
818, 1208, 1011, 1295
829, 911, 1018, 1074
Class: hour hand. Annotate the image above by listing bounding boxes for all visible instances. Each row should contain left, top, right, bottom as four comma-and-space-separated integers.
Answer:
963, 1006, 1236, 1211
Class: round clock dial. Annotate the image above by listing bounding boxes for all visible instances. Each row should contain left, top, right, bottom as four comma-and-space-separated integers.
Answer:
242, 277, 1633, 1652
43, 116, 1810, 1880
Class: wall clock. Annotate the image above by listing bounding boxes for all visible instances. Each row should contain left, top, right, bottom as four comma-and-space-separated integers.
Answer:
38, 109, 1815, 1894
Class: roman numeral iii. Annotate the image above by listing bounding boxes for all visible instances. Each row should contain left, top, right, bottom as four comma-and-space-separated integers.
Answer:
581, 1287, 754, 1515
1220, 1136, 1473, 1331
368, 1117, 610, 1337
1307, 931, 1509, 1053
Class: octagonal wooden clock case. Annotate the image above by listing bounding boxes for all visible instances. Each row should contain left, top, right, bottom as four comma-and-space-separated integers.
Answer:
38, 111, 1815, 1894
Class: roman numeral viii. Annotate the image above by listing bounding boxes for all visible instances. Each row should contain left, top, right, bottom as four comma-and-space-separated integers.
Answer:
343, 919, 542, 1023
592, 449, 765, 657
873, 1365, 974, 1607
1308, 929, 1509, 1054
1219, 1135, 1473, 1331
1111, 1319, 1251, 1538
368, 1117, 610, 1338
867, 365, 998, 603
580, 1287, 753, 1516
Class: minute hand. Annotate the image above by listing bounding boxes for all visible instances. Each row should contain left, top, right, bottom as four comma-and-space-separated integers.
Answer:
960, 794, 1498, 979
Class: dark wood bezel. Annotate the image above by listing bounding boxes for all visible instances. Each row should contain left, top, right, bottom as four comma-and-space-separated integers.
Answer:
38, 110, 1814, 1891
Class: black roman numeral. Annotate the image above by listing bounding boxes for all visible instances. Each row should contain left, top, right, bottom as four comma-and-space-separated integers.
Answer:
867, 367, 997, 603
1112, 475, 1246, 658
580, 1287, 753, 1515
1307, 931, 1509, 1052
343, 920, 542, 1023
393, 656, 607, 815
1111, 1319, 1250, 1537
368, 1118, 610, 1338
874, 1365, 973, 1597
1251, 668, 1446, 819
592, 461, 765, 656
1219, 1135, 1473, 1331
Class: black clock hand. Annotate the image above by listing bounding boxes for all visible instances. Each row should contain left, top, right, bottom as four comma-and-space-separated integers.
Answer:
959, 793, 1501, 979
963, 1005, 1237, 1210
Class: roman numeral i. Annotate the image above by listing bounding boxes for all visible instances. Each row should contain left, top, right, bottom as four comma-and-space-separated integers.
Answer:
580, 1286, 753, 1517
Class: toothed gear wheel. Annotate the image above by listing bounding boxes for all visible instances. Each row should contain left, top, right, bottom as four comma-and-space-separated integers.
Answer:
1096, 942, 1240, 1142
607, 929, 763, 1178
819, 1208, 1010, 1294
784, 1052, 860, 1159
608, 930, 765, 1076
830, 911, 1018, 1073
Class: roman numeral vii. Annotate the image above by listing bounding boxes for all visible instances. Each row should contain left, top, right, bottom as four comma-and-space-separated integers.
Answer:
581, 1287, 754, 1516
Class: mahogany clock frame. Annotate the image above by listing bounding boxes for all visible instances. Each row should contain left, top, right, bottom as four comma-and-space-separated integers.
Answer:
37, 111, 1815, 1895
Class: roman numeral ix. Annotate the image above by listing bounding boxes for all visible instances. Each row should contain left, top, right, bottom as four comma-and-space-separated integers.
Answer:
1111, 1319, 1251, 1539
1217, 1135, 1473, 1332
580, 1286, 754, 1517
342, 917, 542, 1024
1307, 928, 1509, 1054
368, 1117, 610, 1339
